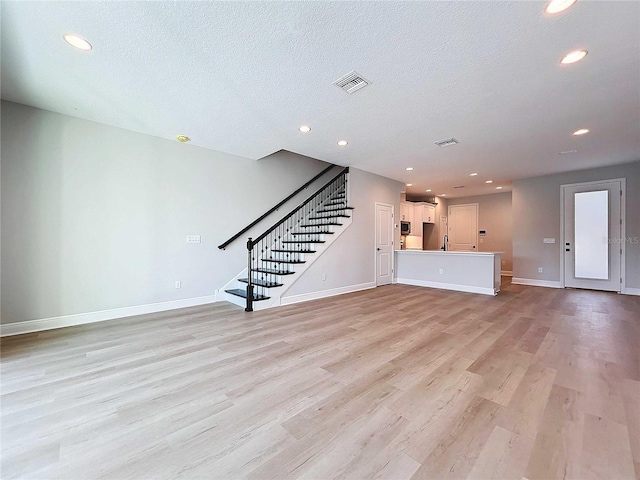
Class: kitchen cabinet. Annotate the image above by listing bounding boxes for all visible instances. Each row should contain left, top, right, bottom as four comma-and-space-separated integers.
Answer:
423, 204, 436, 224
400, 202, 415, 225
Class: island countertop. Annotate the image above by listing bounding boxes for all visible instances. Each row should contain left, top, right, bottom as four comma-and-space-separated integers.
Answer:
395, 250, 502, 295
396, 249, 502, 256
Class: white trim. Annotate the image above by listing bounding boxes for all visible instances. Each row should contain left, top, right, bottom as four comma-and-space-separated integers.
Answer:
622, 287, 640, 296
500, 270, 513, 276
512, 278, 562, 288
0, 294, 218, 337
280, 282, 376, 306
375, 202, 395, 287
396, 278, 497, 296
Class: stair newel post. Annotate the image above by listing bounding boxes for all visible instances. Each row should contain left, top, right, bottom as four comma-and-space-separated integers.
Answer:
246, 237, 254, 312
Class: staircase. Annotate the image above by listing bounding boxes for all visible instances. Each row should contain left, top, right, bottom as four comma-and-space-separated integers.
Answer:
223, 167, 352, 311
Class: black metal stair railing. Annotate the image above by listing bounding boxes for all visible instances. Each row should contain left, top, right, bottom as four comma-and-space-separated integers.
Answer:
243, 167, 350, 311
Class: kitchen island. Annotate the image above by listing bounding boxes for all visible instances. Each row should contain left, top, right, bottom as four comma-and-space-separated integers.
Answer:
395, 250, 501, 295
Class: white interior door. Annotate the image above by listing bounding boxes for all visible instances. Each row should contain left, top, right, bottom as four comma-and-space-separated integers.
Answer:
448, 204, 478, 252
375, 203, 393, 286
563, 180, 622, 292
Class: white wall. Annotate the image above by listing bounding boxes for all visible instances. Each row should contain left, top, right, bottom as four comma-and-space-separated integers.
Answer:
283, 168, 403, 300
1, 101, 337, 324
446, 192, 513, 272
512, 161, 640, 289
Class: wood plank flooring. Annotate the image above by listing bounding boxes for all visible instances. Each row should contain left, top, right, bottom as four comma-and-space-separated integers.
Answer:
2, 280, 639, 479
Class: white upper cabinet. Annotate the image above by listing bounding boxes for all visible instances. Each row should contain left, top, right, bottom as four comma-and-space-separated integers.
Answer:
400, 202, 415, 225
423, 205, 436, 224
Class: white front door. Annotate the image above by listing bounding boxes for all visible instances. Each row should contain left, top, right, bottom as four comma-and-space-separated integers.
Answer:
375, 203, 394, 286
562, 180, 623, 292
448, 204, 478, 252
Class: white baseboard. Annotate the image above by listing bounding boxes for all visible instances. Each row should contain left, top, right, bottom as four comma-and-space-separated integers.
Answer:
511, 278, 562, 289
501, 271, 513, 276
396, 278, 497, 296
0, 294, 219, 337
622, 287, 640, 296
280, 282, 376, 306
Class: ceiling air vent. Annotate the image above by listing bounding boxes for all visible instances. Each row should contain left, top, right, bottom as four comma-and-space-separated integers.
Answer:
435, 138, 459, 147
333, 70, 370, 94
453, 185, 465, 189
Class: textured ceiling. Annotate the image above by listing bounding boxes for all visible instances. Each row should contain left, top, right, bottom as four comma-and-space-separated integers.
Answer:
2, 1, 639, 197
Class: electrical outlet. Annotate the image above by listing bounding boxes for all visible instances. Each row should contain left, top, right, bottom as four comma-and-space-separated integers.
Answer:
502, 260, 506, 266
322, 274, 326, 281
439, 268, 444, 275
175, 280, 181, 288
538, 268, 543, 273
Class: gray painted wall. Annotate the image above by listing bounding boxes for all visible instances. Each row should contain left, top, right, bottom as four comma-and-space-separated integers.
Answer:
446, 192, 513, 272
512, 161, 640, 288
284, 168, 403, 298
1, 101, 339, 324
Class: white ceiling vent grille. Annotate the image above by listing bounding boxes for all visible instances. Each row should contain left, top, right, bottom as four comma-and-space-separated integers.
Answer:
333, 71, 370, 94
453, 185, 465, 189
435, 138, 459, 147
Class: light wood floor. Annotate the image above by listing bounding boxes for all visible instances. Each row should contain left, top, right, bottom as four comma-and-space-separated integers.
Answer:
2, 281, 639, 479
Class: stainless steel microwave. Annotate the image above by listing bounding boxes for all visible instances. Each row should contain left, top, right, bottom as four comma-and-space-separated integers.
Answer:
401, 221, 411, 235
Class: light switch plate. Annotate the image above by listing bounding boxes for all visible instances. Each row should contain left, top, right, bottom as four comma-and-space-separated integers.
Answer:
543, 238, 556, 244
186, 235, 201, 244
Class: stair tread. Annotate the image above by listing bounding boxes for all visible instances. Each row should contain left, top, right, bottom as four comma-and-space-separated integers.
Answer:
300, 223, 342, 227
317, 206, 354, 212
271, 248, 316, 253
262, 259, 306, 264
282, 240, 325, 244
238, 278, 283, 288
225, 288, 270, 301
254, 267, 295, 275
291, 231, 334, 236
308, 215, 351, 220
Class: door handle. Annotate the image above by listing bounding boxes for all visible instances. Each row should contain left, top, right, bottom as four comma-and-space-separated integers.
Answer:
377, 247, 381, 251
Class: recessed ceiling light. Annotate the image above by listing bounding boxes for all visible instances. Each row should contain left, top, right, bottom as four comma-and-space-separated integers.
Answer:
337, 140, 348, 146
406, 167, 413, 171
469, 173, 478, 176
426, 189, 432, 192
63, 33, 92, 51
440, 194, 447, 197
299, 125, 311, 133
485, 180, 493, 184
545, 0, 577, 14
559, 149, 578, 155
176, 135, 190, 143
560, 49, 588, 65
496, 186, 503, 190
573, 128, 590, 135
406, 183, 413, 187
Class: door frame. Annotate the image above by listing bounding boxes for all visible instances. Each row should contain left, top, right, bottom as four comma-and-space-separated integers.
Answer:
559, 178, 626, 291
447, 203, 479, 252
374, 202, 395, 286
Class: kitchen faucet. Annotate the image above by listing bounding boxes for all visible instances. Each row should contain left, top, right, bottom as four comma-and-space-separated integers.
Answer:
442, 234, 448, 251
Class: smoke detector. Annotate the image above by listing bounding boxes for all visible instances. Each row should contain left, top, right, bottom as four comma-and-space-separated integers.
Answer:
435, 138, 459, 147
333, 70, 370, 94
